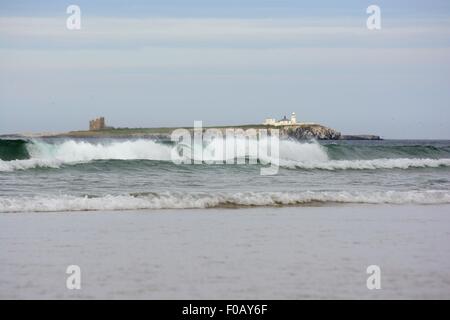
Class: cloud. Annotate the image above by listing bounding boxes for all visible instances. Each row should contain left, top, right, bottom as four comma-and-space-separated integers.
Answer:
1, 16, 450, 50
1, 47, 450, 73
0, 16, 449, 73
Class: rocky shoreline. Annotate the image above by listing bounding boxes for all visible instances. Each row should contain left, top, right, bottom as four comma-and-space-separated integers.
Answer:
282, 125, 381, 140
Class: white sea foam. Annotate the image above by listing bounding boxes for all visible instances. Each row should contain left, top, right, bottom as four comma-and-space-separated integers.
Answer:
27, 139, 173, 162
0, 158, 65, 172
281, 158, 450, 170
0, 139, 173, 172
1, 190, 450, 212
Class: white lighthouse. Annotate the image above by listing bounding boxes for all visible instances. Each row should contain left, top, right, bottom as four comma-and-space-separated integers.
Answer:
290, 112, 297, 124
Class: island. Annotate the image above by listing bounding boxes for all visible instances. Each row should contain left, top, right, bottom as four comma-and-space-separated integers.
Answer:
38, 114, 382, 141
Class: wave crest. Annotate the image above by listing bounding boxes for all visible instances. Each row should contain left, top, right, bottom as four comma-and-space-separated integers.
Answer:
1, 190, 450, 212
0, 138, 449, 172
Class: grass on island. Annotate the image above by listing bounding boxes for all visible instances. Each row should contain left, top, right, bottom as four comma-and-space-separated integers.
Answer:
63, 124, 274, 137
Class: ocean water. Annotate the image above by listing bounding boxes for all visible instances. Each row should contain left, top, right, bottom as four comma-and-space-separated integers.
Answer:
2, 137, 450, 299
0, 137, 449, 212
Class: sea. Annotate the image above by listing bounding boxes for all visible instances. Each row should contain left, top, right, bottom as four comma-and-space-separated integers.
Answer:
0, 137, 449, 212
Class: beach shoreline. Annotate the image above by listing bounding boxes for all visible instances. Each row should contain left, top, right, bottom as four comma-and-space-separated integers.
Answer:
1, 204, 450, 299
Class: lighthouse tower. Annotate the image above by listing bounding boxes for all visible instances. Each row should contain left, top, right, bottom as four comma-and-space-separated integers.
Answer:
290, 112, 297, 124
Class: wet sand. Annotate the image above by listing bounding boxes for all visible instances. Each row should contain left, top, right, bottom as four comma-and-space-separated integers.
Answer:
1, 204, 450, 299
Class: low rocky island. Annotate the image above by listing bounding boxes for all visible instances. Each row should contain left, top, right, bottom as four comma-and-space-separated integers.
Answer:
54, 123, 380, 141
28, 115, 381, 141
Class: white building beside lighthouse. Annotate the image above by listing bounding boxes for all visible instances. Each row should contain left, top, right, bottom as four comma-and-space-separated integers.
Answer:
263, 112, 297, 126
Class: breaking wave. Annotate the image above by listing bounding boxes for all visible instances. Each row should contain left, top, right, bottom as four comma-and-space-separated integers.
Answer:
0, 139, 173, 172
1, 190, 450, 212
0, 138, 449, 172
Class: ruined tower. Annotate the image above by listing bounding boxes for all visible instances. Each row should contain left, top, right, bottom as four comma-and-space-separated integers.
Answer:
89, 117, 106, 131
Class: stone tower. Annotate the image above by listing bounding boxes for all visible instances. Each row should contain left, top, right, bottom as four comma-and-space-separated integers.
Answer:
89, 117, 106, 131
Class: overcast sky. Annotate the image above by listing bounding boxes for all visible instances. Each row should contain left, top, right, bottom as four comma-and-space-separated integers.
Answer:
1, 0, 450, 138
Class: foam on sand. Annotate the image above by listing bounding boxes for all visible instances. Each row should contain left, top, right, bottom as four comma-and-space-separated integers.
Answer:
1, 190, 450, 212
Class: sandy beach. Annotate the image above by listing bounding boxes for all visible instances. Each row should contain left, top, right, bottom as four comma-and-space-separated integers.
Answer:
1, 204, 450, 299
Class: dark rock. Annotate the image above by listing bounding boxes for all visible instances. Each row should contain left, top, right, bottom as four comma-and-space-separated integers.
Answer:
283, 124, 341, 140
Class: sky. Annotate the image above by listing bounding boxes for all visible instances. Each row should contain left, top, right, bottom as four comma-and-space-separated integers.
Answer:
0, 0, 450, 138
